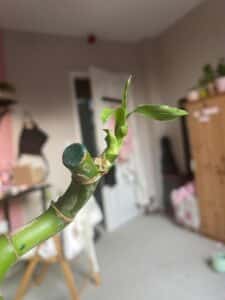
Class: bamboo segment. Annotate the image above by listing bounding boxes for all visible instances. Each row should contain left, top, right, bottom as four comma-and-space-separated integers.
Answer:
0, 235, 18, 281
60, 259, 80, 300
0, 77, 186, 300
0, 143, 100, 283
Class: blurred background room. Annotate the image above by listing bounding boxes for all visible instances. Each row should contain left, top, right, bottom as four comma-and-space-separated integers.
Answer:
1, 0, 225, 299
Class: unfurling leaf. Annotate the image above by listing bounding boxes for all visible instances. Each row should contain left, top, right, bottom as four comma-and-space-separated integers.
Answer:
128, 104, 187, 121
122, 75, 132, 110
103, 129, 119, 162
101, 107, 115, 123
115, 107, 128, 141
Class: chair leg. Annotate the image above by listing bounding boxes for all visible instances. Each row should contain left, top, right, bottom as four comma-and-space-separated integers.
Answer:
84, 223, 101, 286
34, 262, 50, 286
60, 259, 80, 300
87, 256, 101, 286
14, 256, 40, 300
91, 270, 101, 286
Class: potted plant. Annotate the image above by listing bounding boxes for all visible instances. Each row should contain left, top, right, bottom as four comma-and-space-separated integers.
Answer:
186, 64, 215, 102
198, 78, 209, 99
187, 85, 200, 102
187, 78, 208, 102
202, 64, 216, 96
216, 58, 225, 93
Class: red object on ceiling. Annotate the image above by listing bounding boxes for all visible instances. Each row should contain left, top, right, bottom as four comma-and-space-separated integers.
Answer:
88, 34, 96, 45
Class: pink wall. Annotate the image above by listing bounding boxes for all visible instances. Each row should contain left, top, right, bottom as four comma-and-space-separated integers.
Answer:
0, 30, 13, 171
0, 30, 5, 79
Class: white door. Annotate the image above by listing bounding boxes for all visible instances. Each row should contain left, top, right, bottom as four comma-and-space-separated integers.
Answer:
89, 67, 142, 231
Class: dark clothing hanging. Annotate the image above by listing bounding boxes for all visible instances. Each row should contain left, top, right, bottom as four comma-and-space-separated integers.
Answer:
19, 124, 48, 157
18, 122, 49, 180
161, 136, 181, 214
161, 136, 179, 175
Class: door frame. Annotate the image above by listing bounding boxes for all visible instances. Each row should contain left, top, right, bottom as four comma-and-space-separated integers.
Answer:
69, 71, 105, 220
69, 71, 89, 142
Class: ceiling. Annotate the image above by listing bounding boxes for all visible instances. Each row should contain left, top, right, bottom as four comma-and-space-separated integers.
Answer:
0, 0, 205, 42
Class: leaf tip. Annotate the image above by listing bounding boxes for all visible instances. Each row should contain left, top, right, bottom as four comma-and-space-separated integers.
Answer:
177, 108, 188, 117
100, 107, 115, 124
128, 74, 133, 83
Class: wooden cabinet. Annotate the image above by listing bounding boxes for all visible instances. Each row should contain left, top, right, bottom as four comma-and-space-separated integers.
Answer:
186, 95, 225, 241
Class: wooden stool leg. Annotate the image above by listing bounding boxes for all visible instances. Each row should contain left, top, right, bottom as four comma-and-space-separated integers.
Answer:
84, 222, 101, 286
60, 259, 80, 300
34, 262, 50, 286
14, 256, 40, 300
87, 256, 101, 286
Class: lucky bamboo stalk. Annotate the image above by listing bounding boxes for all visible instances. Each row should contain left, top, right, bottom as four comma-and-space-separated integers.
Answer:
0, 76, 187, 298
0, 143, 100, 282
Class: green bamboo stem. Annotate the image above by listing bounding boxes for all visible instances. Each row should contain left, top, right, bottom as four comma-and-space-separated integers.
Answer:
0, 143, 100, 283
0, 77, 186, 300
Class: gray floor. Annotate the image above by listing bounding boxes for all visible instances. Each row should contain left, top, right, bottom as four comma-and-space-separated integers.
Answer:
3, 216, 225, 300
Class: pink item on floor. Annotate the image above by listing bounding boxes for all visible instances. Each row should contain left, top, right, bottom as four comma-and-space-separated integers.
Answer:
172, 182, 195, 206
171, 181, 200, 230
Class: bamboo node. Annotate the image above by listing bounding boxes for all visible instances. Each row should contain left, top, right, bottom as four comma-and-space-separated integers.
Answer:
4, 234, 20, 259
51, 203, 74, 223
94, 157, 110, 174
72, 157, 110, 185
72, 173, 101, 185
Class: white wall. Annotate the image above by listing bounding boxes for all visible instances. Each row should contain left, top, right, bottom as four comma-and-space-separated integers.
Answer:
3, 30, 156, 202
4, 0, 220, 206
136, 40, 164, 205
157, 0, 225, 98
134, 0, 225, 205
143, 0, 225, 173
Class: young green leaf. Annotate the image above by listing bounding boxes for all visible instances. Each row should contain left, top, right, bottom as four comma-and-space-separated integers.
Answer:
103, 129, 119, 162
101, 107, 115, 124
115, 107, 128, 141
128, 104, 188, 121
122, 75, 132, 110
